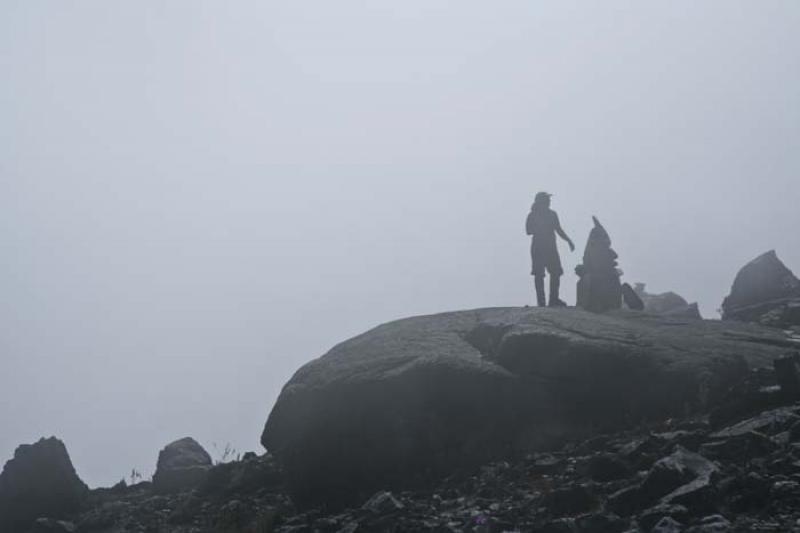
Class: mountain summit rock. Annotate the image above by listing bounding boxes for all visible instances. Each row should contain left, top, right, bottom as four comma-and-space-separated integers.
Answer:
262, 307, 792, 505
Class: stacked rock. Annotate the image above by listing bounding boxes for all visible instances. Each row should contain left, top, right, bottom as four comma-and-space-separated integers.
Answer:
575, 217, 624, 313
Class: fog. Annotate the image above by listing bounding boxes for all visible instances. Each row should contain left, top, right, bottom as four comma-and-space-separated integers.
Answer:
1, 1, 798, 487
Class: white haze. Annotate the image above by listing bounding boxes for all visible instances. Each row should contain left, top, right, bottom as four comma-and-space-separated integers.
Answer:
1, 2, 799, 487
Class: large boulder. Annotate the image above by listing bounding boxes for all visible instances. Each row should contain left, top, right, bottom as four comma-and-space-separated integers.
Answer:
722, 250, 800, 326
262, 307, 792, 505
0, 437, 88, 531
152, 437, 212, 494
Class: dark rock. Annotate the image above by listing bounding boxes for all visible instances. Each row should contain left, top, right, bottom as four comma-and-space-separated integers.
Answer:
641, 448, 717, 504
723, 471, 770, 512
152, 437, 212, 494
575, 512, 628, 533
575, 217, 623, 313
529, 453, 563, 475
637, 504, 689, 531
607, 485, 646, 516
664, 303, 702, 320
201, 453, 282, 497
540, 518, 577, 533
686, 514, 731, 533
721, 250, 800, 324
774, 355, 800, 397
586, 454, 631, 482
262, 307, 790, 505
29, 518, 78, 533
651, 431, 704, 453
0, 437, 88, 531
622, 283, 645, 311
709, 406, 800, 439
660, 472, 717, 514
543, 484, 597, 517
361, 491, 404, 514
633, 284, 701, 319
769, 479, 800, 498
699, 431, 777, 463
652, 516, 684, 533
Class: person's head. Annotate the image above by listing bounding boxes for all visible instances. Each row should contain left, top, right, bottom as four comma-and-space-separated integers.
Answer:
533, 191, 552, 209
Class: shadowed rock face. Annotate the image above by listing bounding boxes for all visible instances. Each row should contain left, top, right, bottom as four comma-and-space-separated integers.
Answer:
0, 437, 88, 530
261, 307, 792, 505
722, 251, 800, 327
152, 437, 213, 494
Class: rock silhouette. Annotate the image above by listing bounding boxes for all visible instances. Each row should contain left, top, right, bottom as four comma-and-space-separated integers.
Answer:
722, 250, 800, 328
152, 437, 213, 494
261, 307, 791, 505
634, 283, 702, 319
575, 217, 623, 312
15, 388, 800, 531
0, 437, 88, 531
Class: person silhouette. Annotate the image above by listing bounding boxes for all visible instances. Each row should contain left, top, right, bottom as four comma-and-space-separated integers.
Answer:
526, 192, 575, 307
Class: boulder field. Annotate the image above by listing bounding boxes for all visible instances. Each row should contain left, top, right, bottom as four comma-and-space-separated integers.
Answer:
261, 307, 796, 505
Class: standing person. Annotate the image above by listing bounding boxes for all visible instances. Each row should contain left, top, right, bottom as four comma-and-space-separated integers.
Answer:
526, 192, 575, 307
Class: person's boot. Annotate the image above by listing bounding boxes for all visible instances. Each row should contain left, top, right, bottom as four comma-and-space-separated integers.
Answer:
549, 276, 567, 307
535, 276, 546, 307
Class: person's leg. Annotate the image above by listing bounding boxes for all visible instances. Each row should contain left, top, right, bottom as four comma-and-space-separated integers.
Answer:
549, 275, 566, 306
534, 275, 546, 307
547, 253, 567, 307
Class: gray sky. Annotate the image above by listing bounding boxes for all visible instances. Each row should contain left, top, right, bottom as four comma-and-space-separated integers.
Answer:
2, 1, 799, 487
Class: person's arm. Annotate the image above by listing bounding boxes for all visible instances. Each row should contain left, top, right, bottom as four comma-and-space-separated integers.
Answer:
554, 213, 575, 251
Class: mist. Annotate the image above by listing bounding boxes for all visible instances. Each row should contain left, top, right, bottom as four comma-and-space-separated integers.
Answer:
1, 1, 798, 487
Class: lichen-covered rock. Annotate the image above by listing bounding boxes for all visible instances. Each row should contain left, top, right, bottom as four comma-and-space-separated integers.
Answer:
0, 437, 88, 531
152, 437, 212, 494
262, 307, 791, 504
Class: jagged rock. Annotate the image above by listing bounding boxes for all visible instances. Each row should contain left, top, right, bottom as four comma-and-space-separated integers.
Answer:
634, 284, 701, 319
361, 491, 404, 514
642, 448, 718, 504
686, 514, 731, 533
637, 504, 690, 531
653, 516, 684, 533
543, 484, 597, 516
585, 453, 631, 482
699, 431, 777, 463
574, 512, 628, 533
710, 406, 800, 439
262, 307, 791, 505
152, 437, 212, 494
721, 250, 800, 325
201, 453, 282, 497
575, 217, 623, 313
0, 437, 88, 531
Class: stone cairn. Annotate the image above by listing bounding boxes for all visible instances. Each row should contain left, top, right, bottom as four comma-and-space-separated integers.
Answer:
575, 216, 641, 312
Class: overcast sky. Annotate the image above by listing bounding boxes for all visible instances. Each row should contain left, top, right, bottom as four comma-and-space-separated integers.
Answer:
2, 1, 799, 487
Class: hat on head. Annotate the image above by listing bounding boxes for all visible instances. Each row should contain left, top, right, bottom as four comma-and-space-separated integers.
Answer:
534, 191, 552, 204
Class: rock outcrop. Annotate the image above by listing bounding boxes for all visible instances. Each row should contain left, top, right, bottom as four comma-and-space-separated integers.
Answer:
152, 437, 213, 494
261, 307, 793, 505
634, 283, 702, 319
575, 217, 623, 313
0, 437, 88, 531
722, 250, 800, 327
